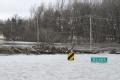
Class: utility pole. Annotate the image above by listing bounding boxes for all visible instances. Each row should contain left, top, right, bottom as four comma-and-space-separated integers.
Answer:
89, 16, 92, 51
10, 21, 13, 41
89, 0, 92, 51
36, 17, 39, 44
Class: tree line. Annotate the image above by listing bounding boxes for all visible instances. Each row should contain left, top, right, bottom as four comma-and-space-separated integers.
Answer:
0, 0, 120, 44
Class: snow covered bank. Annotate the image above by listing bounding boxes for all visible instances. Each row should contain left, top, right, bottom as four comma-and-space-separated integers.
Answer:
0, 54, 120, 80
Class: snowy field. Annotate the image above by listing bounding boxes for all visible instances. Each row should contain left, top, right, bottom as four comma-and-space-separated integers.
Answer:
0, 54, 120, 80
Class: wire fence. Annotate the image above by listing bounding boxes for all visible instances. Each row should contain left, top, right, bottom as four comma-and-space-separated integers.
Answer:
57, 15, 120, 51
3, 12, 120, 52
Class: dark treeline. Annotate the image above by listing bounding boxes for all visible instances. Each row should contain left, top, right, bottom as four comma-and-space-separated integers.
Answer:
0, 0, 120, 44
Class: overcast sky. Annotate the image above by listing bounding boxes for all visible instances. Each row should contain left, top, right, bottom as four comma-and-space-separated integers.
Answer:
0, 0, 56, 20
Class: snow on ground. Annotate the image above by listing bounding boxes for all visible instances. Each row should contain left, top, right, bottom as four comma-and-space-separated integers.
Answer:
0, 54, 120, 80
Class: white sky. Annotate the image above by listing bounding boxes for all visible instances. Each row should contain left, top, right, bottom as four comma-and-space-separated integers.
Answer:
0, 0, 102, 20
0, 0, 56, 20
